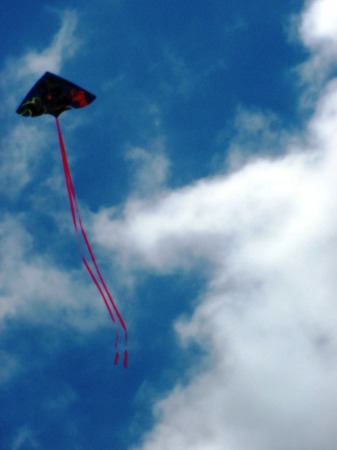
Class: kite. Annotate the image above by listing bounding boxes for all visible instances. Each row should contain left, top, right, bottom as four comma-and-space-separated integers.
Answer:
16, 72, 128, 367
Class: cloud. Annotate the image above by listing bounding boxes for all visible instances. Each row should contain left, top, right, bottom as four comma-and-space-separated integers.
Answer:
12, 9, 78, 79
298, 0, 337, 86
0, 212, 112, 391
97, 84, 337, 450
90, 2, 337, 449
126, 143, 170, 198
0, 216, 104, 330
0, 123, 49, 197
11, 426, 40, 450
0, 351, 20, 385
215, 107, 291, 171
300, 0, 337, 52
0, 9, 79, 115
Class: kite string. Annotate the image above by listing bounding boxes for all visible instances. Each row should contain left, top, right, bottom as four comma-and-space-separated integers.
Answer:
55, 117, 128, 367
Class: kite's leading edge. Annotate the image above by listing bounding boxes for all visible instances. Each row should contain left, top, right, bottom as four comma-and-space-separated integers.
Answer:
16, 72, 128, 367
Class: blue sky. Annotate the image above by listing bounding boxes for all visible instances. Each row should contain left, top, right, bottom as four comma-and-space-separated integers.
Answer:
1, 0, 337, 449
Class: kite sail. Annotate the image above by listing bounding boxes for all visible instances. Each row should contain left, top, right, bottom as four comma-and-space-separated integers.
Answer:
16, 72, 128, 367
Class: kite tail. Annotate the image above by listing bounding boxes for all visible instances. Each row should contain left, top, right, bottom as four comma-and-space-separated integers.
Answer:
55, 117, 128, 368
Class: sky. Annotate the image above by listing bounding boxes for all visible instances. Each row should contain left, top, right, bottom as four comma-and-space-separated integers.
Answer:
1, 0, 337, 449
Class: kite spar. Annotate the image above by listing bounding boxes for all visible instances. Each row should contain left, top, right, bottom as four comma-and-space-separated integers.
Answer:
16, 72, 128, 367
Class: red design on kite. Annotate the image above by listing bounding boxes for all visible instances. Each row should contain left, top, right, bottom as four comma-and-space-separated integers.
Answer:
70, 89, 89, 107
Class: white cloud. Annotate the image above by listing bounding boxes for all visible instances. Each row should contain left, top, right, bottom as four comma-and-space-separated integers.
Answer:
97, 92, 337, 450
90, 2, 337, 448
0, 211, 114, 385
13, 9, 78, 79
298, 0, 337, 85
0, 123, 49, 197
0, 216, 106, 333
0, 9, 79, 114
300, 0, 337, 51
126, 144, 170, 198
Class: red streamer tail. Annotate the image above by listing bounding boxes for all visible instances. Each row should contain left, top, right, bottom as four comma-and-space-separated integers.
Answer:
55, 117, 128, 367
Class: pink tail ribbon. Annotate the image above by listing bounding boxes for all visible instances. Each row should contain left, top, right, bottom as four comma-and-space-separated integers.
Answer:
56, 117, 128, 368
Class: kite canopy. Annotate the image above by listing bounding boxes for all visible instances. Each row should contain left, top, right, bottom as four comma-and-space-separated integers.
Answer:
16, 72, 96, 118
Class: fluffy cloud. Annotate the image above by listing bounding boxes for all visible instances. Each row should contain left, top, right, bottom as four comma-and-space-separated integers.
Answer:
299, 0, 337, 84
93, 86, 337, 450
300, 0, 337, 51
126, 144, 170, 197
0, 216, 103, 329
91, 2, 337, 449
0, 123, 49, 197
